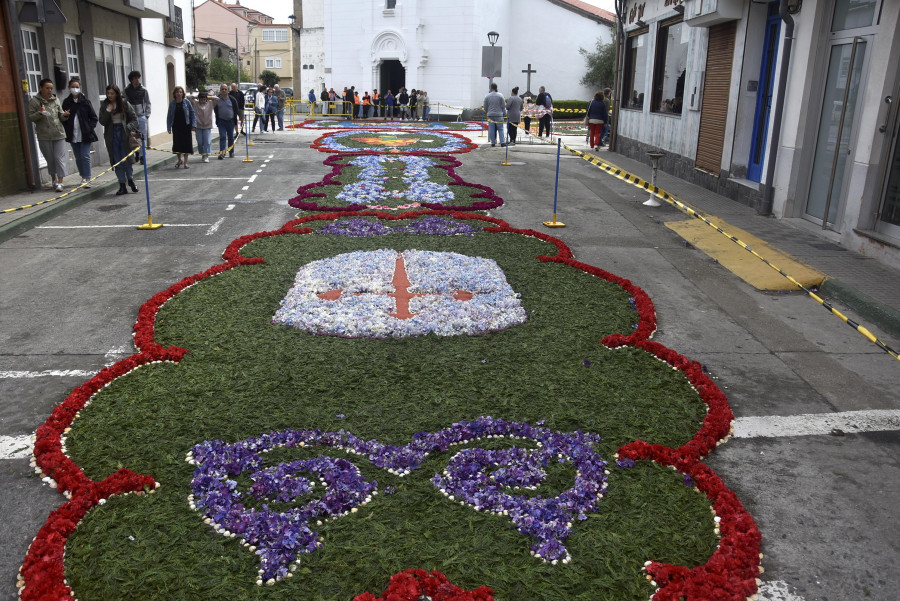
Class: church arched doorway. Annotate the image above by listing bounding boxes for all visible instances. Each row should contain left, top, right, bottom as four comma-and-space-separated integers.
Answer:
380, 60, 405, 94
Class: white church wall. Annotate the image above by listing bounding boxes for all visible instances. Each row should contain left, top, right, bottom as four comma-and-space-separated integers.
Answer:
505, 0, 613, 103
321, 1, 612, 116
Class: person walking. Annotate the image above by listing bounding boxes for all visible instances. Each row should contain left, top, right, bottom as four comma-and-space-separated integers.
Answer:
410, 89, 418, 120
384, 90, 394, 120
506, 87, 523, 146
61, 77, 98, 188
586, 91, 608, 151
535, 86, 553, 138
99, 84, 138, 195
27, 78, 69, 193
601, 87, 613, 145
308, 88, 317, 117
190, 91, 216, 162
265, 88, 279, 132
252, 85, 267, 132
215, 84, 239, 159
166, 85, 196, 168
483, 82, 507, 147
398, 88, 410, 121
229, 83, 245, 132
274, 84, 286, 130
124, 70, 151, 164
420, 90, 430, 121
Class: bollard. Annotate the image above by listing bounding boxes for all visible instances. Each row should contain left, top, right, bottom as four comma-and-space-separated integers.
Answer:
137, 136, 162, 230
643, 151, 666, 207
243, 125, 254, 163
543, 139, 566, 227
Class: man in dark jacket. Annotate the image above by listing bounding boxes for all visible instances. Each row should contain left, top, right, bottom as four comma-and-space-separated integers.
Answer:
229, 83, 246, 131
320, 88, 329, 115
124, 70, 151, 163
535, 86, 553, 138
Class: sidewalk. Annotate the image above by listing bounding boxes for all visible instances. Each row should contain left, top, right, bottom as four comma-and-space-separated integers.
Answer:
580, 142, 900, 340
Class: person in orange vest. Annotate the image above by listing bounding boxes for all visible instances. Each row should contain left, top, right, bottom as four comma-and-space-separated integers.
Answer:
354, 91, 361, 119
373, 90, 380, 118
362, 92, 371, 119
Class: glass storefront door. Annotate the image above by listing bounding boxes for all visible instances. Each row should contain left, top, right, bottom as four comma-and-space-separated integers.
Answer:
877, 93, 900, 238
805, 38, 868, 228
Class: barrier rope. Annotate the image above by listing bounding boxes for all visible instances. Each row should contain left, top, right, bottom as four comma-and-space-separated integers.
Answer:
146, 130, 242, 157
2, 146, 141, 214
524, 131, 899, 361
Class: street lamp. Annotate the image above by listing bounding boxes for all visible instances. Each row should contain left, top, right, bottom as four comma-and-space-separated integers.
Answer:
487, 31, 499, 91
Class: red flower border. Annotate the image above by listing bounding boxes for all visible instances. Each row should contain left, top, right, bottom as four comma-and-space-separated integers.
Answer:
288, 153, 503, 213
309, 129, 478, 155
21, 211, 758, 601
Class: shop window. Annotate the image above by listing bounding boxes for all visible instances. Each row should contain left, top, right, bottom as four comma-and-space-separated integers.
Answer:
623, 29, 648, 110
651, 18, 689, 115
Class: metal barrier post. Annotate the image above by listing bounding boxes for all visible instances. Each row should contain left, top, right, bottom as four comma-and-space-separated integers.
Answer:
137, 136, 162, 230
543, 139, 565, 227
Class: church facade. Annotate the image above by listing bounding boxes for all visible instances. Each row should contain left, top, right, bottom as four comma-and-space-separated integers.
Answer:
296, 0, 615, 113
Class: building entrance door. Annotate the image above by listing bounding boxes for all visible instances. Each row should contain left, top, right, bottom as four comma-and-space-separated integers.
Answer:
379, 60, 405, 95
876, 77, 900, 239
747, 5, 780, 182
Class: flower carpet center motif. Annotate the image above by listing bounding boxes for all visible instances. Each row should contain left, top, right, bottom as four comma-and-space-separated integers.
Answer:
317, 253, 474, 319
272, 249, 527, 337
352, 136, 420, 147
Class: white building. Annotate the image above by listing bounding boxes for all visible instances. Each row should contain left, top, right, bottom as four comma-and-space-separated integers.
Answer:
296, 0, 615, 112
614, 0, 900, 267
140, 0, 194, 138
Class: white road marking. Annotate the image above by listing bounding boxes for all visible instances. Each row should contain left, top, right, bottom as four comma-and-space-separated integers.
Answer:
0, 435, 32, 460
255, 169, 263, 173
226, 204, 236, 211
242, 186, 250, 191
264, 159, 271, 163
269, 154, 274, 158
206, 217, 226, 236
234, 194, 243, 200
0, 369, 96, 379
248, 174, 258, 183
734, 410, 900, 438
150, 178, 249, 181
757, 580, 806, 601
37, 224, 211, 229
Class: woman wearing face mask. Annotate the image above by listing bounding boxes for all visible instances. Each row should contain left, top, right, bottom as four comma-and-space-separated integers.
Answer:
61, 78, 99, 188
27, 78, 69, 193
99, 84, 139, 195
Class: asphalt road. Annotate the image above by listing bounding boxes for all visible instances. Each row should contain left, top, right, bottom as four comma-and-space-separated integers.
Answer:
1, 127, 898, 601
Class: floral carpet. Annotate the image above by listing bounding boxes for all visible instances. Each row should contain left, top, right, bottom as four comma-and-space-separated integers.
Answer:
21, 126, 761, 601
289, 119, 487, 131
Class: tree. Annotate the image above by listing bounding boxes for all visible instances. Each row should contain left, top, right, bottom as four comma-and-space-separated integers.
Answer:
259, 70, 280, 88
185, 54, 209, 92
579, 39, 616, 90
208, 58, 251, 84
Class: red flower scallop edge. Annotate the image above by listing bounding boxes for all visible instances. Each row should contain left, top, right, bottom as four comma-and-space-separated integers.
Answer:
288, 153, 503, 212
353, 568, 495, 601
309, 128, 478, 155
20, 210, 759, 601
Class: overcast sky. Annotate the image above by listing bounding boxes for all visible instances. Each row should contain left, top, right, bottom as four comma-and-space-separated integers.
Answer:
229, 0, 616, 25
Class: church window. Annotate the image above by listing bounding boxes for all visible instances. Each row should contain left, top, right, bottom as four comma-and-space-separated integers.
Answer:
622, 28, 648, 111
386, 0, 397, 8
651, 17, 689, 115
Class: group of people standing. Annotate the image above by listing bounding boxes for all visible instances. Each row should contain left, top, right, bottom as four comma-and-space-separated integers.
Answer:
482, 84, 554, 147
250, 84, 286, 133
27, 71, 151, 196
168, 83, 244, 168
311, 86, 430, 121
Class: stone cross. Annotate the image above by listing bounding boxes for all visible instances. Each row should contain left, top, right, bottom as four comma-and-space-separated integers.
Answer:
522, 64, 537, 95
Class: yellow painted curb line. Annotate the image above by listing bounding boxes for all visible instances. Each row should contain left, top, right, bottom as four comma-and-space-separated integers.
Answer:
666, 218, 826, 291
